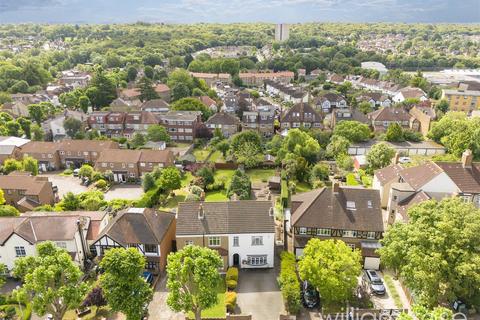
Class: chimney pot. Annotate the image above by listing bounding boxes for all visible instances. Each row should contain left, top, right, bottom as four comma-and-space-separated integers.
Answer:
333, 182, 340, 194
198, 203, 204, 220
462, 149, 473, 168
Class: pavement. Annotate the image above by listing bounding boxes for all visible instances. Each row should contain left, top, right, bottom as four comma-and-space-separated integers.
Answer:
40, 172, 88, 197
104, 184, 144, 201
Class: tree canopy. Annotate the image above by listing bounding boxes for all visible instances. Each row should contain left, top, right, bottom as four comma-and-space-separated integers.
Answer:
379, 198, 480, 307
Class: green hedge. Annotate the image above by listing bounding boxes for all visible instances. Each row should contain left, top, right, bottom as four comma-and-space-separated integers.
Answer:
278, 252, 301, 315
281, 179, 289, 207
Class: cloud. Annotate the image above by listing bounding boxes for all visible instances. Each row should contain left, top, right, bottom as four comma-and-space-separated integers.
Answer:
0, 0, 66, 11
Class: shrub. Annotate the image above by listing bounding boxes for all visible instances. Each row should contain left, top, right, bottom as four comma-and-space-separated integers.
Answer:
225, 291, 237, 312
95, 179, 107, 190
278, 252, 301, 315
63, 168, 73, 175
22, 303, 32, 320
226, 279, 237, 290
226, 267, 239, 282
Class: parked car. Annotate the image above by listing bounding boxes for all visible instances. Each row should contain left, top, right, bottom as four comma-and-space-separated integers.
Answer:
398, 157, 411, 164
301, 281, 320, 308
143, 271, 154, 286
363, 270, 386, 295
73, 168, 80, 177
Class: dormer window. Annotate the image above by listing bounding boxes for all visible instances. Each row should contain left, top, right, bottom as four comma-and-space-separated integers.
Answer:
367, 200, 373, 208
346, 201, 356, 210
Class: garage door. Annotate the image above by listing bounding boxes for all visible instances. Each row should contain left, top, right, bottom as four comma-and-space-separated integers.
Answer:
364, 257, 380, 270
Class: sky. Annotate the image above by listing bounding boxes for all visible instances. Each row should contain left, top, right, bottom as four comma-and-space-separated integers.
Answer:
0, 0, 479, 24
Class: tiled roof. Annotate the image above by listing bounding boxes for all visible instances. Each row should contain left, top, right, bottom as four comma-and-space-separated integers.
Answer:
96, 149, 142, 163
291, 187, 383, 232
59, 140, 119, 152
398, 162, 443, 190
95, 208, 175, 245
176, 201, 275, 235
374, 164, 404, 185
368, 107, 411, 122
206, 112, 240, 125
435, 162, 480, 193
0, 173, 52, 195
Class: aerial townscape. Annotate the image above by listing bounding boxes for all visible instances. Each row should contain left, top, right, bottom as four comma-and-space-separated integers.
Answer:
0, 1, 479, 320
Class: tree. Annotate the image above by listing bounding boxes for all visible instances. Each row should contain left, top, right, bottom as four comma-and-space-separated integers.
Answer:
167, 245, 223, 320
82, 287, 107, 315
78, 164, 94, 179
0, 263, 6, 288
277, 129, 321, 164
0, 189, 5, 205
137, 76, 158, 102
6, 120, 22, 136
131, 133, 146, 148
284, 154, 309, 182
366, 142, 395, 171
0, 205, 19, 217
310, 162, 330, 183
17, 117, 31, 138
171, 97, 213, 121
298, 239, 361, 306
126, 66, 138, 82
100, 248, 153, 320
333, 120, 371, 143
215, 140, 230, 157
385, 123, 405, 142
358, 101, 373, 114
78, 95, 90, 113
142, 172, 156, 192
64, 117, 83, 138
326, 135, 350, 159
60, 192, 80, 211
32, 124, 44, 141
435, 99, 449, 114
13, 242, 89, 320
147, 125, 171, 142
2, 158, 23, 174
158, 167, 182, 192
23, 156, 38, 176
380, 198, 480, 307
28, 104, 47, 125
229, 131, 264, 168
196, 167, 215, 188
227, 169, 251, 200
88, 67, 117, 109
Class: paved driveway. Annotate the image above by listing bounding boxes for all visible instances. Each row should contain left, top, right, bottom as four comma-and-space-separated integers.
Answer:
148, 275, 184, 320
236, 267, 285, 320
104, 185, 144, 201
40, 172, 88, 197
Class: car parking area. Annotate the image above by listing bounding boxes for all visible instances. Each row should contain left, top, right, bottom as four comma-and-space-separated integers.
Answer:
40, 172, 88, 197
104, 184, 144, 201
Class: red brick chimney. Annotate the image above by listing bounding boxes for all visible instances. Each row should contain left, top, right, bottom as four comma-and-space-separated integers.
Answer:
462, 149, 473, 168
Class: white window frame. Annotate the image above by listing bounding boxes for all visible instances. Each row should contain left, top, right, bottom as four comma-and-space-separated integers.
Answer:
15, 246, 26, 257
251, 236, 263, 246
208, 236, 220, 247
233, 236, 239, 247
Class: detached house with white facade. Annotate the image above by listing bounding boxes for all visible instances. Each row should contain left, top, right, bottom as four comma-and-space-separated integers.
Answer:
176, 201, 276, 271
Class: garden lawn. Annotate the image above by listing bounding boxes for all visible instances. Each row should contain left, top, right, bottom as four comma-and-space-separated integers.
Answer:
295, 181, 313, 193
160, 194, 186, 211
209, 150, 225, 163
193, 148, 211, 162
346, 173, 360, 186
205, 190, 229, 202
181, 172, 194, 188
214, 169, 236, 185
246, 169, 276, 184
188, 277, 226, 319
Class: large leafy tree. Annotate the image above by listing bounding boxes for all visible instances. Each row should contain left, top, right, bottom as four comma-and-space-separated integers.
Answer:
166, 245, 223, 320
158, 167, 182, 192
171, 97, 213, 121
147, 124, 171, 142
366, 142, 395, 171
298, 239, 361, 306
277, 128, 321, 164
64, 117, 83, 138
229, 130, 264, 168
385, 123, 405, 142
13, 242, 89, 320
326, 135, 350, 159
227, 169, 251, 199
88, 67, 117, 109
379, 198, 480, 307
137, 76, 159, 102
100, 248, 153, 320
333, 120, 371, 143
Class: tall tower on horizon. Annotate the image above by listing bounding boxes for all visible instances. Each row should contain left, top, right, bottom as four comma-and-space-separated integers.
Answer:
275, 23, 289, 42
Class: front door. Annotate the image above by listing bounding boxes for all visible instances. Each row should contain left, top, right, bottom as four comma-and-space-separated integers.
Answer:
233, 253, 240, 267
